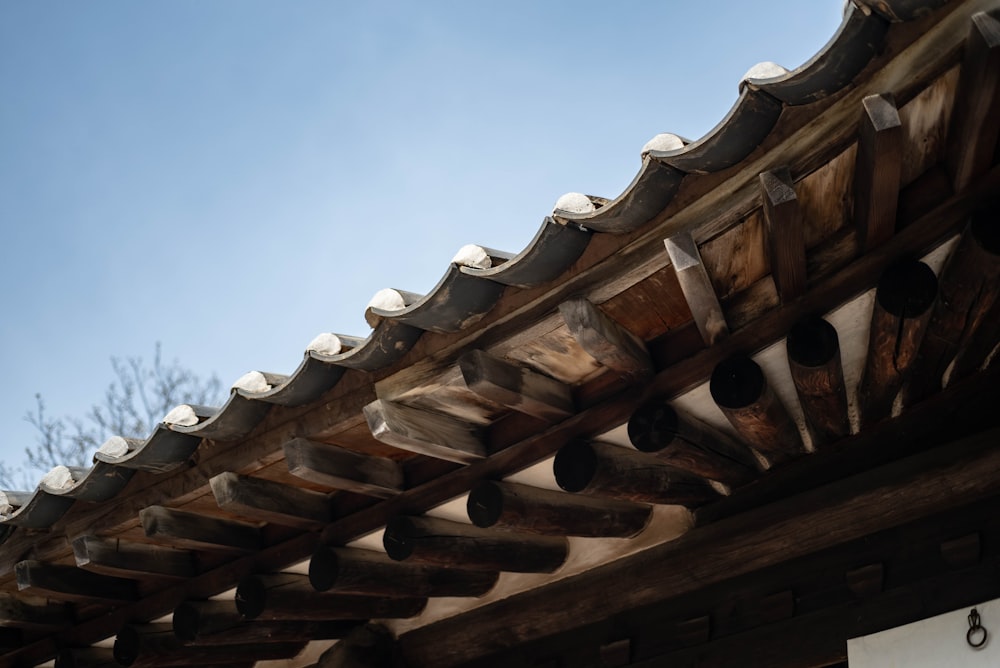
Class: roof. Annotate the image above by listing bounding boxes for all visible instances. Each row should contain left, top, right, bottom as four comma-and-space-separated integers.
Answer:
3, 0, 1000, 665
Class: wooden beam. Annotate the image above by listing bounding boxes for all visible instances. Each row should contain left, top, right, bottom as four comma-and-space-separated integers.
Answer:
15, 561, 138, 605
553, 440, 721, 507
627, 402, 759, 485
853, 93, 902, 252
172, 599, 359, 645
858, 258, 938, 426
309, 546, 497, 598
396, 427, 1000, 667
709, 355, 804, 463
0, 593, 73, 630
665, 232, 728, 345
950, 292, 1000, 382
210, 471, 334, 530
785, 315, 850, 446
946, 11, 1000, 191
363, 399, 487, 464
72, 536, 197, 579
759, 167, 807, 303
383, 515, 568, 573
845, 563, 884, 599
55, 647, 117, 668
283, 437, 404, 499
139, 506, 262, 553
558, 297, 653, 380
906, 212, 1000, 402
114, 623, 306, 667
458, 349, 574, 422
467, 480, 652, 538
235, 572, 426, 621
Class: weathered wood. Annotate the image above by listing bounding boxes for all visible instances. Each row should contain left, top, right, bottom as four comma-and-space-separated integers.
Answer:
627, 402, 759, 485
458, 349, 574, 422
140, 506, 262, 553
72, 535, 197, 579
940, 532, 981, 568
114, 623, 306, 667
853, 93, 903, 252
558, 297, 653, 380
210, 471, 334, 530
946, 12, 1000, 191
858, 258, 938, 426
172, 599, 360, 645
760, 167, 807, 302
284, 437, 404, 499
396, 427, 1000, 667
382, 515, 568, 573
364, 399, 486, 464
785, 315, 850, 446
905, 212, 1000, 402
553, 440, 721, 507
0, 593, 73, 630
467, 480, 652, 538
309, 546, 498, 598
950, 292, 1000, 381
709, 355, 804, 463
55, 647, 117, 668
845, 563, 884, 599
15, 561, 138, 604
235, 572, 426, 621
665, 232, 728, 345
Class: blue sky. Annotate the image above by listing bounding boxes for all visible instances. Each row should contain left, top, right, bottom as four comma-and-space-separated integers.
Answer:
0, 2, 843, 485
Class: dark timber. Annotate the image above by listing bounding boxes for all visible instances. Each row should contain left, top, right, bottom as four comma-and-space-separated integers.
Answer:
785, 315, 851, 446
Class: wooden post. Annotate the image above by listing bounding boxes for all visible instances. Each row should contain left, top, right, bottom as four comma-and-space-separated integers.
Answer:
905, 213, 1000, 402
558, 297, 653, 380
759, 167, 807, 303
859, 258, 938, 426
283, 437, 404, 499
466, 480, 652, 538
235, 573, 427, 621
172, 599, 359, 645
627, 402, 759, 485
853, 93, 902, 252
114, 623, 305, 667
553, 440, 721, 507
363, 399, 487, 464
785, 315, 851, 446
458, 350, 574, 422
709, 355, 805, 463
665, 232, 729, 345
140, 506, 262, 553
309, 546, 498, 598
210, 471, 334, 530
946, 12, 1000, 191
383, 515, 568, 573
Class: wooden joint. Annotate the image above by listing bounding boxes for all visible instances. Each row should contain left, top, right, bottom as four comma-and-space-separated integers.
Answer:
846, 563, 885, 599
558, 297, 653, 380
665, 232, 729, 345
941, 532, 981, 569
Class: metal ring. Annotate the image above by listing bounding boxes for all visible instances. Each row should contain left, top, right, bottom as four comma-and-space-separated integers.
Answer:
968, 609, 988, 649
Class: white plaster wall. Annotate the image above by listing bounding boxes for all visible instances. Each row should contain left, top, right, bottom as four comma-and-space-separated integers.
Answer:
848, 598, 1000, 667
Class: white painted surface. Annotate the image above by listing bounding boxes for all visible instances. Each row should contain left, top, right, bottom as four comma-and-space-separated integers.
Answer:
40, 466, 74, 490
553, 192, 596, 214
641, 132, 685, 156
97, 435, 131, 457
451, 244, 492, 269
162, 404, 198, 426
232, 370, 271, 393
849, 598, 1000, 667
366, 288, 407, 313
306, 332, 343, 356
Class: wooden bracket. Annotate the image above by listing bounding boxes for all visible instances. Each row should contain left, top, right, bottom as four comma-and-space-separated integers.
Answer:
364, 399, 486, 464
665, 232, 729, 345
72, 535, 197, 580
853, 93, 903, 252
459, 349, 574, 422
760, 167, 807, 303
210, 471, 334, 530
139, 506, 262, 553
558, 297, 653, 380
283, 437, 404, 498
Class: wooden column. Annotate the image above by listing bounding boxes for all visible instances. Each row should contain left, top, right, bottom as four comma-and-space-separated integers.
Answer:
467, 480, 652, 538
459, 350, 574, 422
210, 471, 334, 530
760, 167, 807, 303
309, 546, 498, 598
853, 93, 902, 252
665, 232, 728, 345
559, 297, 653, 381
627, 402, 759, 485
364, 399, 487, 464
709, 355, 804, 464
905, 213, 1000, 402
946, 12, 1000, 191
785, 315, 850, 446
553, 440, 720, 507
140, 506, 262, 553
283, 437, 404, 498
859, 258, 938, 426
236, 573, 426, 621
383, 515, 568, 573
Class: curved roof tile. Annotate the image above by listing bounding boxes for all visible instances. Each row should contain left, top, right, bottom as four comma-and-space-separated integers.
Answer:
462, 218, 592, 288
